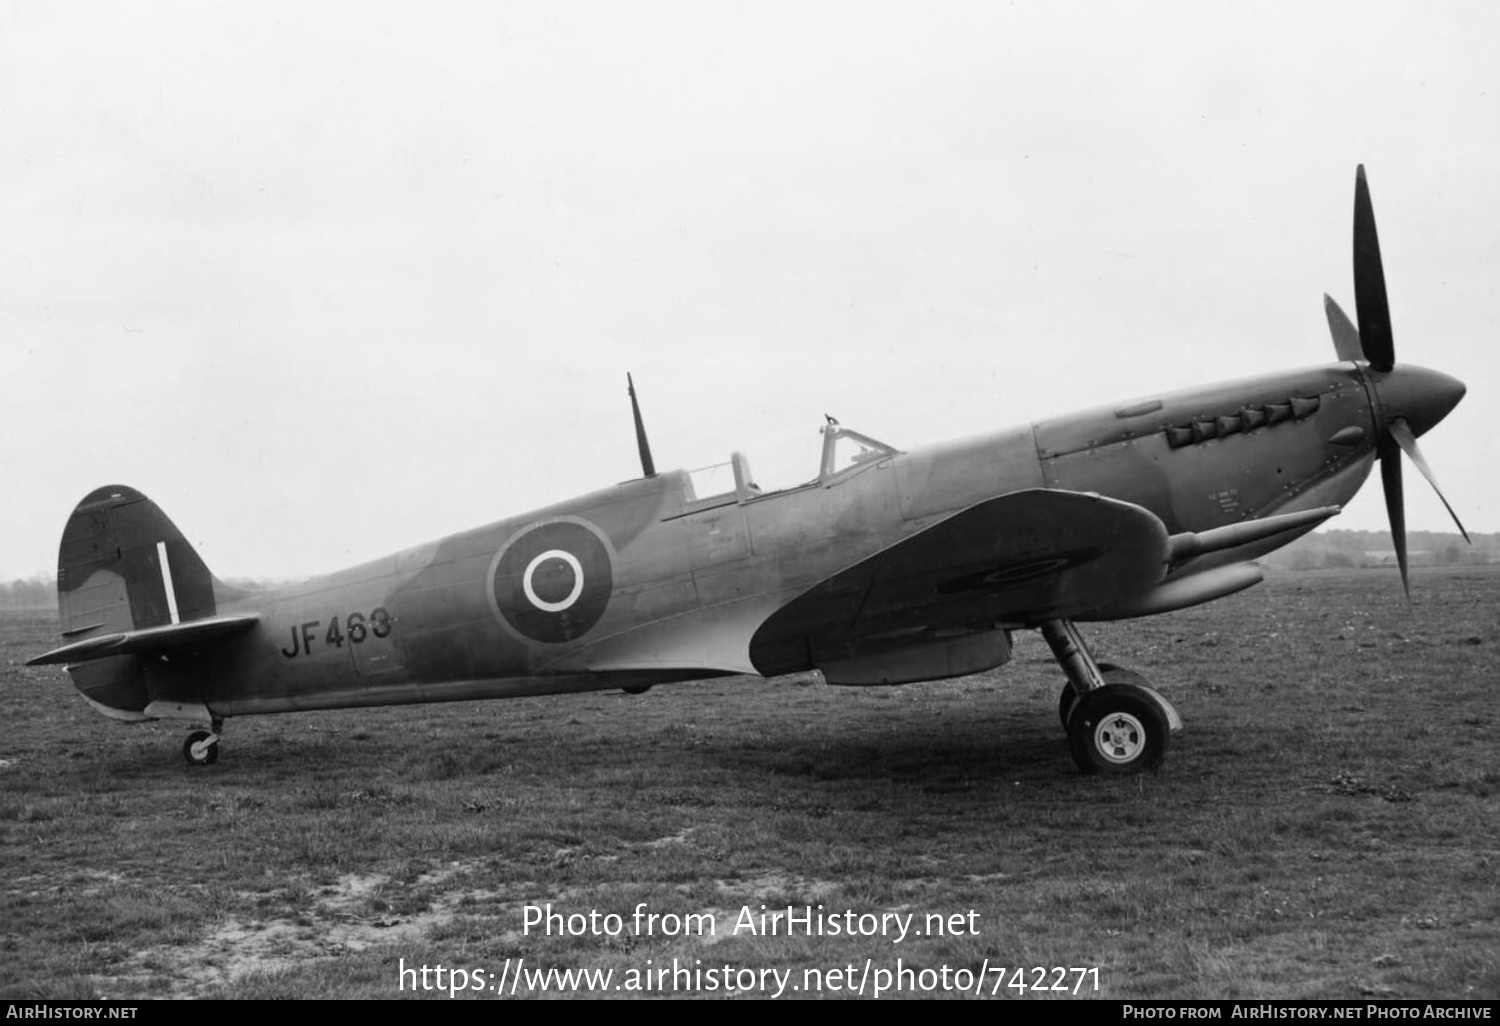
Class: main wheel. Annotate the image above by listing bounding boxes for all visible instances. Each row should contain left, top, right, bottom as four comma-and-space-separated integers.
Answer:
1067, 684, 1168, 774
182, 730, 219, 766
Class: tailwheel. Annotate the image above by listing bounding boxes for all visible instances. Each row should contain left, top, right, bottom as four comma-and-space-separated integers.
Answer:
182, 730, 220, 766
1067, 683, 1168, 774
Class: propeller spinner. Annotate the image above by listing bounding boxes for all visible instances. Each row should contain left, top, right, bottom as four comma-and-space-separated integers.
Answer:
1326, 166, 1467, 596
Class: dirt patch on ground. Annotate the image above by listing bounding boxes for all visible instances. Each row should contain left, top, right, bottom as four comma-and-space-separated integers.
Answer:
90, 856, 850, 996
92, 861, 507, 998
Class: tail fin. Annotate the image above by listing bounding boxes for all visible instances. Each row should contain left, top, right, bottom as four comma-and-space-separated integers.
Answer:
56, 485, 226, 636
36, 487, 256, 722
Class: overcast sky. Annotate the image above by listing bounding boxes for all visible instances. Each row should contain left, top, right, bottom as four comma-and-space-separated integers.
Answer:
3, 1, 1496, 581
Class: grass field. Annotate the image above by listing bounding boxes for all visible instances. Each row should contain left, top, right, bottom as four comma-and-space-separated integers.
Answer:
2, 567, 1497, 1000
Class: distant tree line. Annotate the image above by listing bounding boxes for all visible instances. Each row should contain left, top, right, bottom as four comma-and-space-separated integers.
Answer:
1261, 529, 1499, 571
0, 576, 283, 610
1, 576, 56, 609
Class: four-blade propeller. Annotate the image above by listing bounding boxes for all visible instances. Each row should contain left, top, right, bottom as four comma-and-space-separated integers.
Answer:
1325, 166, 1468, 597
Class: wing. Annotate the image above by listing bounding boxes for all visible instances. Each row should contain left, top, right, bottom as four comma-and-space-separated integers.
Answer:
749, 489, 1170, 679
26, 614, 261, 666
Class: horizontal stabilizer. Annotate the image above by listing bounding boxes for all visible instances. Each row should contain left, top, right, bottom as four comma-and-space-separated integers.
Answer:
27, 614, 260, 666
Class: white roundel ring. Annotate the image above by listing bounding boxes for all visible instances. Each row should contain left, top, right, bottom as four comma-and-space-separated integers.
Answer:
522, 549, 584, 612
488, 516, 614, 644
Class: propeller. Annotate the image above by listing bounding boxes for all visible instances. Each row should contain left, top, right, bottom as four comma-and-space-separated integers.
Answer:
1323, 293, 1362, 362
1352, 166, 1396, 373
1324, 166, 1467, 597
1387, 418, 1468, 545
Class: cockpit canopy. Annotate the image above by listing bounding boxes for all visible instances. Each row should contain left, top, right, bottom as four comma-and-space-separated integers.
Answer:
684, 422, 898, 505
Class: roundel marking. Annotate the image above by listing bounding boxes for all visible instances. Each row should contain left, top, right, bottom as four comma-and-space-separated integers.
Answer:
488, 518, 614, 644
936, 548, 1103, 595
522, 549, 584, 612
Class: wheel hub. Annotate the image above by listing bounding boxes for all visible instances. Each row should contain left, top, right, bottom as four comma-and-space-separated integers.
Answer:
1093, 713, 1146, 764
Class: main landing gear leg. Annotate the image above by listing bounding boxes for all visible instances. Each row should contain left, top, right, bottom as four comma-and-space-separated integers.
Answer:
1040, 619, 1104, 728
182, 716, 224, 767
1038, 619, 1179, 774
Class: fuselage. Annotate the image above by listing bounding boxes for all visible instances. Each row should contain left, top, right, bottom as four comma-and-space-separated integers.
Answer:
92, 358, 1461, 721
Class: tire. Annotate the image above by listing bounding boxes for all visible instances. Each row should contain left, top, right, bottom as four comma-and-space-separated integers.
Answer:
1096, 661, 1149, 688
1067, 684, 1168, 774
1058, 683, 1080, 729
182, 730, 219, 766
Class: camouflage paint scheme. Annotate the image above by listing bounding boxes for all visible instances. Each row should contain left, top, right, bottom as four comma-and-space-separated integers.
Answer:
34, 359, 1460, 721
28, 169, 1468, 772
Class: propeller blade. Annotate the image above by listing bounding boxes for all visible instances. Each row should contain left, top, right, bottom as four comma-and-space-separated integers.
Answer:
1323, 293, 1363, 362
1353, 165, 1396, 372
1380, 440, 1409, 599
1387, 418, 1470, 542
